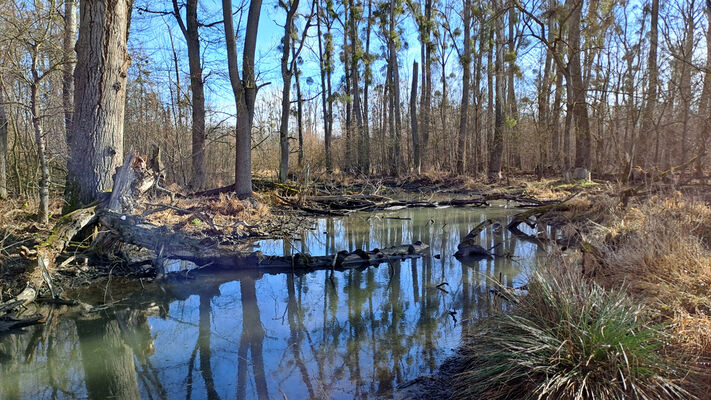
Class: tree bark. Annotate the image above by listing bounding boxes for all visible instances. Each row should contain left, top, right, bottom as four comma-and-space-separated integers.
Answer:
172, 0, 207, 190
223, 0, 262, 198
62, 0, 78, 141
66, 0, 133, 207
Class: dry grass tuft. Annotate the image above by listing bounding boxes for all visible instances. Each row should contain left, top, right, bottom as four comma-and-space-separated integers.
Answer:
584, 194, 711, 386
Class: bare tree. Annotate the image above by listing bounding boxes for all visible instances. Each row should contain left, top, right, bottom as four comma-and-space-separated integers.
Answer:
171, 0, 207, 190
456, 0, 472, 175
223, 0, 263, 198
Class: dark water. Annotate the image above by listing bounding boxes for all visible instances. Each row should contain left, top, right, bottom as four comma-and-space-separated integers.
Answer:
0, 206, 551, 399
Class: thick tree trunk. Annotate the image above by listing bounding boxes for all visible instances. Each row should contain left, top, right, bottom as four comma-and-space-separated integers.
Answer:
223, 0, 261, 198
62, 0, 77, 140
172, 0, 207, 190
410, 60, 419, 173
456, 0, 472, 175
66, 0, 133, 207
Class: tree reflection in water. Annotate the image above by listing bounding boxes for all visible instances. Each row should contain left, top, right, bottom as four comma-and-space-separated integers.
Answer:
0, 206, 544, 399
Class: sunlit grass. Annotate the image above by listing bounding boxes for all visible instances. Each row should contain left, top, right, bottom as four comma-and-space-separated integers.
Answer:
453, 265, 690, 400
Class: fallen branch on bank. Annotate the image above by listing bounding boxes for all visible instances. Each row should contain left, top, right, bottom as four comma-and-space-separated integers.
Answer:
506, 193, 581, 243
99, 210, 429, 273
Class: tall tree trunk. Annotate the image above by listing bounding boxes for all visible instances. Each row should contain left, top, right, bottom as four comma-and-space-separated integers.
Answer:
507, 1, 520, 169
172, 0, 207, 190
62, 0, 77, 140
456, 0, 472, 175
389, 0, 403, 175
410, 60, 419, 173
486, 25, 495, 169
638, 2, 659, 170
66, 0, 133, 207
0, 87, 7, 199
488, 10, 505, 181
679, 0, 695, 167
567, 0, 591, 178
343, 15, 352, 173
295, 62, 304, 168
279, 0, 299, 183
696, 2, 711, 176
421, 0, 432, 169
551, 64, 564, 170
30, 52, 49, 226
223, 0, 262, 198
316, 0, 333, 173
361, 0, 372, 173
349, 0, 366, 174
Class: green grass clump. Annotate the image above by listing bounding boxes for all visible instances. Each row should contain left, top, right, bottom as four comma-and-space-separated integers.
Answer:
453, 267, 689, 400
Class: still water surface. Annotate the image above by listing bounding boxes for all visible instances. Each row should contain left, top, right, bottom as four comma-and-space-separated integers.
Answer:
0, 206, 549, 399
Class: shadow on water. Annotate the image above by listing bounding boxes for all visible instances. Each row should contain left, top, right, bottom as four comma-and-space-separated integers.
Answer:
0, 206, 553, 399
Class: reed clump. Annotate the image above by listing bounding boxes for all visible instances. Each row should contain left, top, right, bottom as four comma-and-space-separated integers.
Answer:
453, 263, 688, 400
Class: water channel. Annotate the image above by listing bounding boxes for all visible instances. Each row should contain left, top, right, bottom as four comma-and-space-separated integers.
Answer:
0, 205, 550, 399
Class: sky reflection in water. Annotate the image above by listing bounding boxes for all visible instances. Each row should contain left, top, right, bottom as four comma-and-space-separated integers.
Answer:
0, 206, 554, 399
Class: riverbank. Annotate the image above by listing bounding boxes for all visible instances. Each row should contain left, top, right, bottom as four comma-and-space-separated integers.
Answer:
399, 190, 711, 399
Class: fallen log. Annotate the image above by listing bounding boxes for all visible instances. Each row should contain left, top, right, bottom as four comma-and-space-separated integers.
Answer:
506, 193, 580, 243
98, 211, 429, 273
454, 219, 495, 259
22, 206, 97, 298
